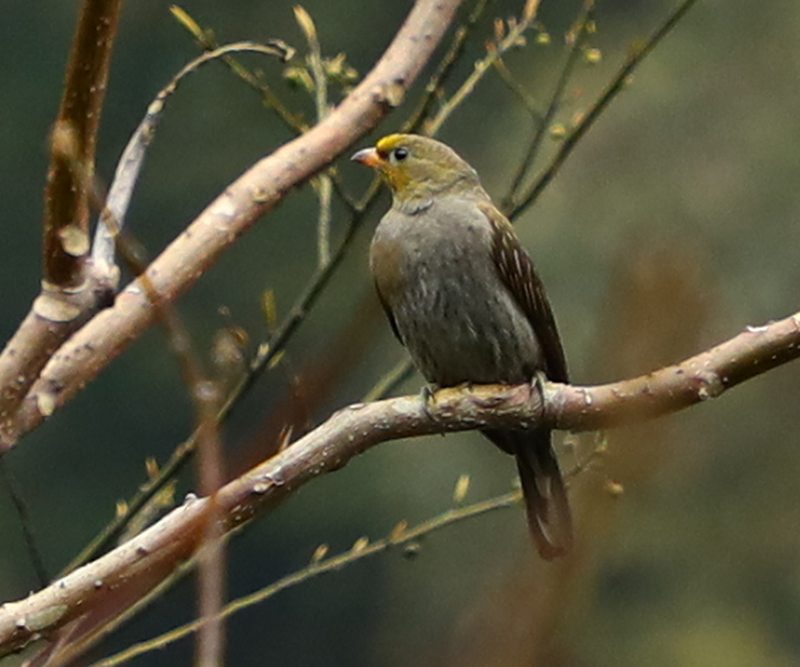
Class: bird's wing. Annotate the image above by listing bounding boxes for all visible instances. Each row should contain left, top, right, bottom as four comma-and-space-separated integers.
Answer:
370, 216, 405, 345
374, 285, 403, 344
479, 201, 569, 383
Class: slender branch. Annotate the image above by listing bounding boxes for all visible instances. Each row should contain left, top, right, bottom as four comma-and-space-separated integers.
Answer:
423, 0, 541, 136
191, 385, 226, 667
295, 6, 335, 268
87, 434, 607, 667
171, 6, 304, 134
402, 0, 491, 132
508, 0, 700, 219
2, 310, 798, 658
92, 42, 291, 267
491, 57, 546, 121
173, 9, 363, 218
550, 315, 800, 431
89, 490, 524, 667
0, 0, 463, 453
0, 459, 49, 588
362, 357, 415, 402
504, 0, 595, 207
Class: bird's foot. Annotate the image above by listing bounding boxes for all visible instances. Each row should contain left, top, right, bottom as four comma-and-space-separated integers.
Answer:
419, 384, 440, 419
530, 370, 549, 404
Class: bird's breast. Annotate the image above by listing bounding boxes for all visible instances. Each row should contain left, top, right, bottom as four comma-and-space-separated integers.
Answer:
370, 201, 542, 386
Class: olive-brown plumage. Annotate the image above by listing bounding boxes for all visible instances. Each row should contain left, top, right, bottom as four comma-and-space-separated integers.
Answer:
353, 134, 572, 559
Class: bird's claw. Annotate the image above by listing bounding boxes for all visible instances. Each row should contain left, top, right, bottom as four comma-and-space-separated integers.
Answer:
420, 384, 439, 420
531, 371, 548, 402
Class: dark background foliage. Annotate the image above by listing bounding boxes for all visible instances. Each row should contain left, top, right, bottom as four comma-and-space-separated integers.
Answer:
2, 1, 799, 665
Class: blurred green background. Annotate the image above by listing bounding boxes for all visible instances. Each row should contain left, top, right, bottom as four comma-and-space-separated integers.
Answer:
2, 0, 800, 665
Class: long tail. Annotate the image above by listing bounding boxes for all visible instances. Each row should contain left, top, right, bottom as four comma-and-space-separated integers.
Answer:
482, 428, 573, 559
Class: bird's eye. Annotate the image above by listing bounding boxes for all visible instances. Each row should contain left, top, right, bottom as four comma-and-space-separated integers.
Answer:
392, 147, 409, 161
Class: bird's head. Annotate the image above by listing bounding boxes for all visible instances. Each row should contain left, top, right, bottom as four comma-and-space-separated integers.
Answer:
351, 134, 482, 208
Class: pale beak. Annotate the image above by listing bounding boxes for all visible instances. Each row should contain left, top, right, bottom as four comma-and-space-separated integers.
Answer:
350, 147, 382, 167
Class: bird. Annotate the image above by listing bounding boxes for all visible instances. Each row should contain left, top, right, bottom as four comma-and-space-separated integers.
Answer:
352, 133, 572, 559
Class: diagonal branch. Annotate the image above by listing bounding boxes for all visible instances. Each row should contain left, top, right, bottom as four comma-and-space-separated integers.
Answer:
0, 0, 464, 452
509, 0, 700, 218
503, 0, 595, 208
1, 310, 798, 658
550, 313, 800, 431
92, 41, 292, 268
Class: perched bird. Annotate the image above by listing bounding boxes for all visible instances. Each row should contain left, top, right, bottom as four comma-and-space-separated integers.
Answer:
352, 134, 572, 559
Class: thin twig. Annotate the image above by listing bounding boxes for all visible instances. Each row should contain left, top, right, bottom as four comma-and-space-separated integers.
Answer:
193, 387, 226, 667
62, 432, 604, 667
509, 0, 701, 219
362, 358, 415, 402
93, 41, 291, 266
174, 6, 366, 222
504, 0, 595, 208
0, 459, 49, 588
491, 57, 546, 121
423, 0, 542, 136
170, 6, 303, 133
295, 7, 334, 268
87, 489, 524, 667
402, 0, 492, 133
314, 170, 333, 271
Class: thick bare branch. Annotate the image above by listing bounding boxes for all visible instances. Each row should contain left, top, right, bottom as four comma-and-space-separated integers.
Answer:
1, 311, 798, 657
0, 0, 463, 452
43, 0, 121, 288
550, 313, 800, 431
0, 264, 117, 448
0, 0, 123, 447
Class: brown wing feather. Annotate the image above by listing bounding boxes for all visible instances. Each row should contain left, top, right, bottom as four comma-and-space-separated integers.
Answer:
374, 284, 403, 344
479, 201, 569, 383
370, 225, 406, 345
479, 202, 573, 558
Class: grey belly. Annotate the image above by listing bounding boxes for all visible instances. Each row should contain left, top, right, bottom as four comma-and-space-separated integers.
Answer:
394, 269, 541, 387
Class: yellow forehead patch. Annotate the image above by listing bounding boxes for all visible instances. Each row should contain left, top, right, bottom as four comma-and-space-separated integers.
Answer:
375, 134, 408, 158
